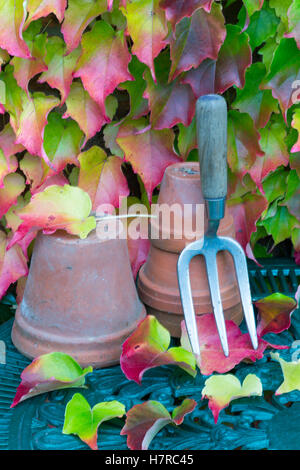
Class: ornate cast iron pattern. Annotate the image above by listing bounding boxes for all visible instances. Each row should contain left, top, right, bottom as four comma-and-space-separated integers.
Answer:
0, 259, 300, 450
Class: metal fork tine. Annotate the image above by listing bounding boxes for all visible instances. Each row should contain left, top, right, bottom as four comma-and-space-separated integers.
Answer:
228, 242, 258, 350
177, 248, 201, 357
204, 253, 229, 357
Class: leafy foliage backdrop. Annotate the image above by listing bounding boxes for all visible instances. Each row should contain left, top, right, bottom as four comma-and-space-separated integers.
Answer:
0, 0, 299, 300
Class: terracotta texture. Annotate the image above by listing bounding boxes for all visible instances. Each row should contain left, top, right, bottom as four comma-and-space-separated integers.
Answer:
12, 227, 146, 368
138, 162, 243, 337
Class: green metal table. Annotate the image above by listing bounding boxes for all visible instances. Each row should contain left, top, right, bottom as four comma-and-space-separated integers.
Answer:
0, 259, 300, 451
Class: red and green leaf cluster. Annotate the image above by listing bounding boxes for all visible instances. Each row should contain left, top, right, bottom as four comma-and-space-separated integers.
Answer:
0, 0, 299, 299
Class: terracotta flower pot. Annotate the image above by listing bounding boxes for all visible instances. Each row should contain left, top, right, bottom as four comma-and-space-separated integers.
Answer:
138, 162, 243, 337
12, 227, 146, 368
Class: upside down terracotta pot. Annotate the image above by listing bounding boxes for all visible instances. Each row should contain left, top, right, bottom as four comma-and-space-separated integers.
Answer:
137, 162, 243, 337
12, 226, 146, 368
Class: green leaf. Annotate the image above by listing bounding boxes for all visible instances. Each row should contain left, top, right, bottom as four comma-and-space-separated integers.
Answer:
11, 352, 93, 407
232, 63, 279, 129
202, 374, 262, 423
262, 205, 299, 244
262, 38, 300, 118
271, 352, 300, 395
245, 4, 279, 50
242, 0, 264, 17
43, 112, 84, 173
63, 393, 125, 450
255, 292, 297, 337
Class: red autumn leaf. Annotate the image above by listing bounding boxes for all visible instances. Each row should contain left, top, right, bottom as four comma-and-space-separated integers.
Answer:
228, 192, 268, 252
182, 25, 252, 97
180, 58, 216, 98
214, 24, 252, 94
121, 399, 197, 450
78, 146, 129, 211
227, 110, 264, 181
11, 25, 48, 94
160, 0, 213, 28
0, 123, 24, 159
15, 92, 60, 159
63, 81, 108, 143
38, 37, 81, 105
11, 352, 92, 407
168, 4, 226, 80
116, 118, 180, 201
122, 0, 168, 81
180, 314, 271, 376
7, 185, 96, 250
0, 173, 25, 218
144, 69, 196, 129
127, 236, 150, 279
61, 0, 107, 54
0, 0, 31, 58
74, 20, 133, 117
255, 293, 298, 337
120, 315, 196, 384
0, 232, 28, 300
25, 0, 67, 27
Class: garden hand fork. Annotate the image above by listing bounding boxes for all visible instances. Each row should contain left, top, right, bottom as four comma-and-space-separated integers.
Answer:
177, 94, 258, 358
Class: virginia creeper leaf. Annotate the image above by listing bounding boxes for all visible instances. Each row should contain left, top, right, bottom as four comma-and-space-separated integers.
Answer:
63, 81, 109, 142
0, 173, 25, 218
61, 0, 107, 53
0, 0, 31, 58
7, 184, 96, 249
249, 120, 289, 193
0, 65, 26, 133
116, 118, 180, 200
285, 0, 300, 49
262, 205, 299, 245
227, 110, 264, 180
214, 24, 252, 94
74, 20, 132, 117
202, 374, 263, 423
103, 122, 124, 158
78, 146, 129, 211
271, 352, 300, 395
168, 4, 226, 80
11, 352, 93, 407
232, 63, 279, 129
38, 37, 81, 104
25, 0, 67, 27
20, 153, 47, 192
127, 236, 150, 279
255, 293, 298, 337
262, 38, 300, 119
0, 48, 9, 71
119, 56, 148, 119
144, 68, 196, 129
160, 0, 214, 27
177, 117, 197, 160
15, 92, 60, 159
245, 4, 279, 50
180, 58, 216, 98
121, 399, 197, 450
120, 315, 196, 384
181, 314, 268, 375
0, 151, 18, 189
228, 192, 268, 252
42, 112, 84, 173
243, 0, 264, 17
0, 232, 28, 301
63, 393, 125, 450
11, 22, 47, 94
122, 0, 168, 81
